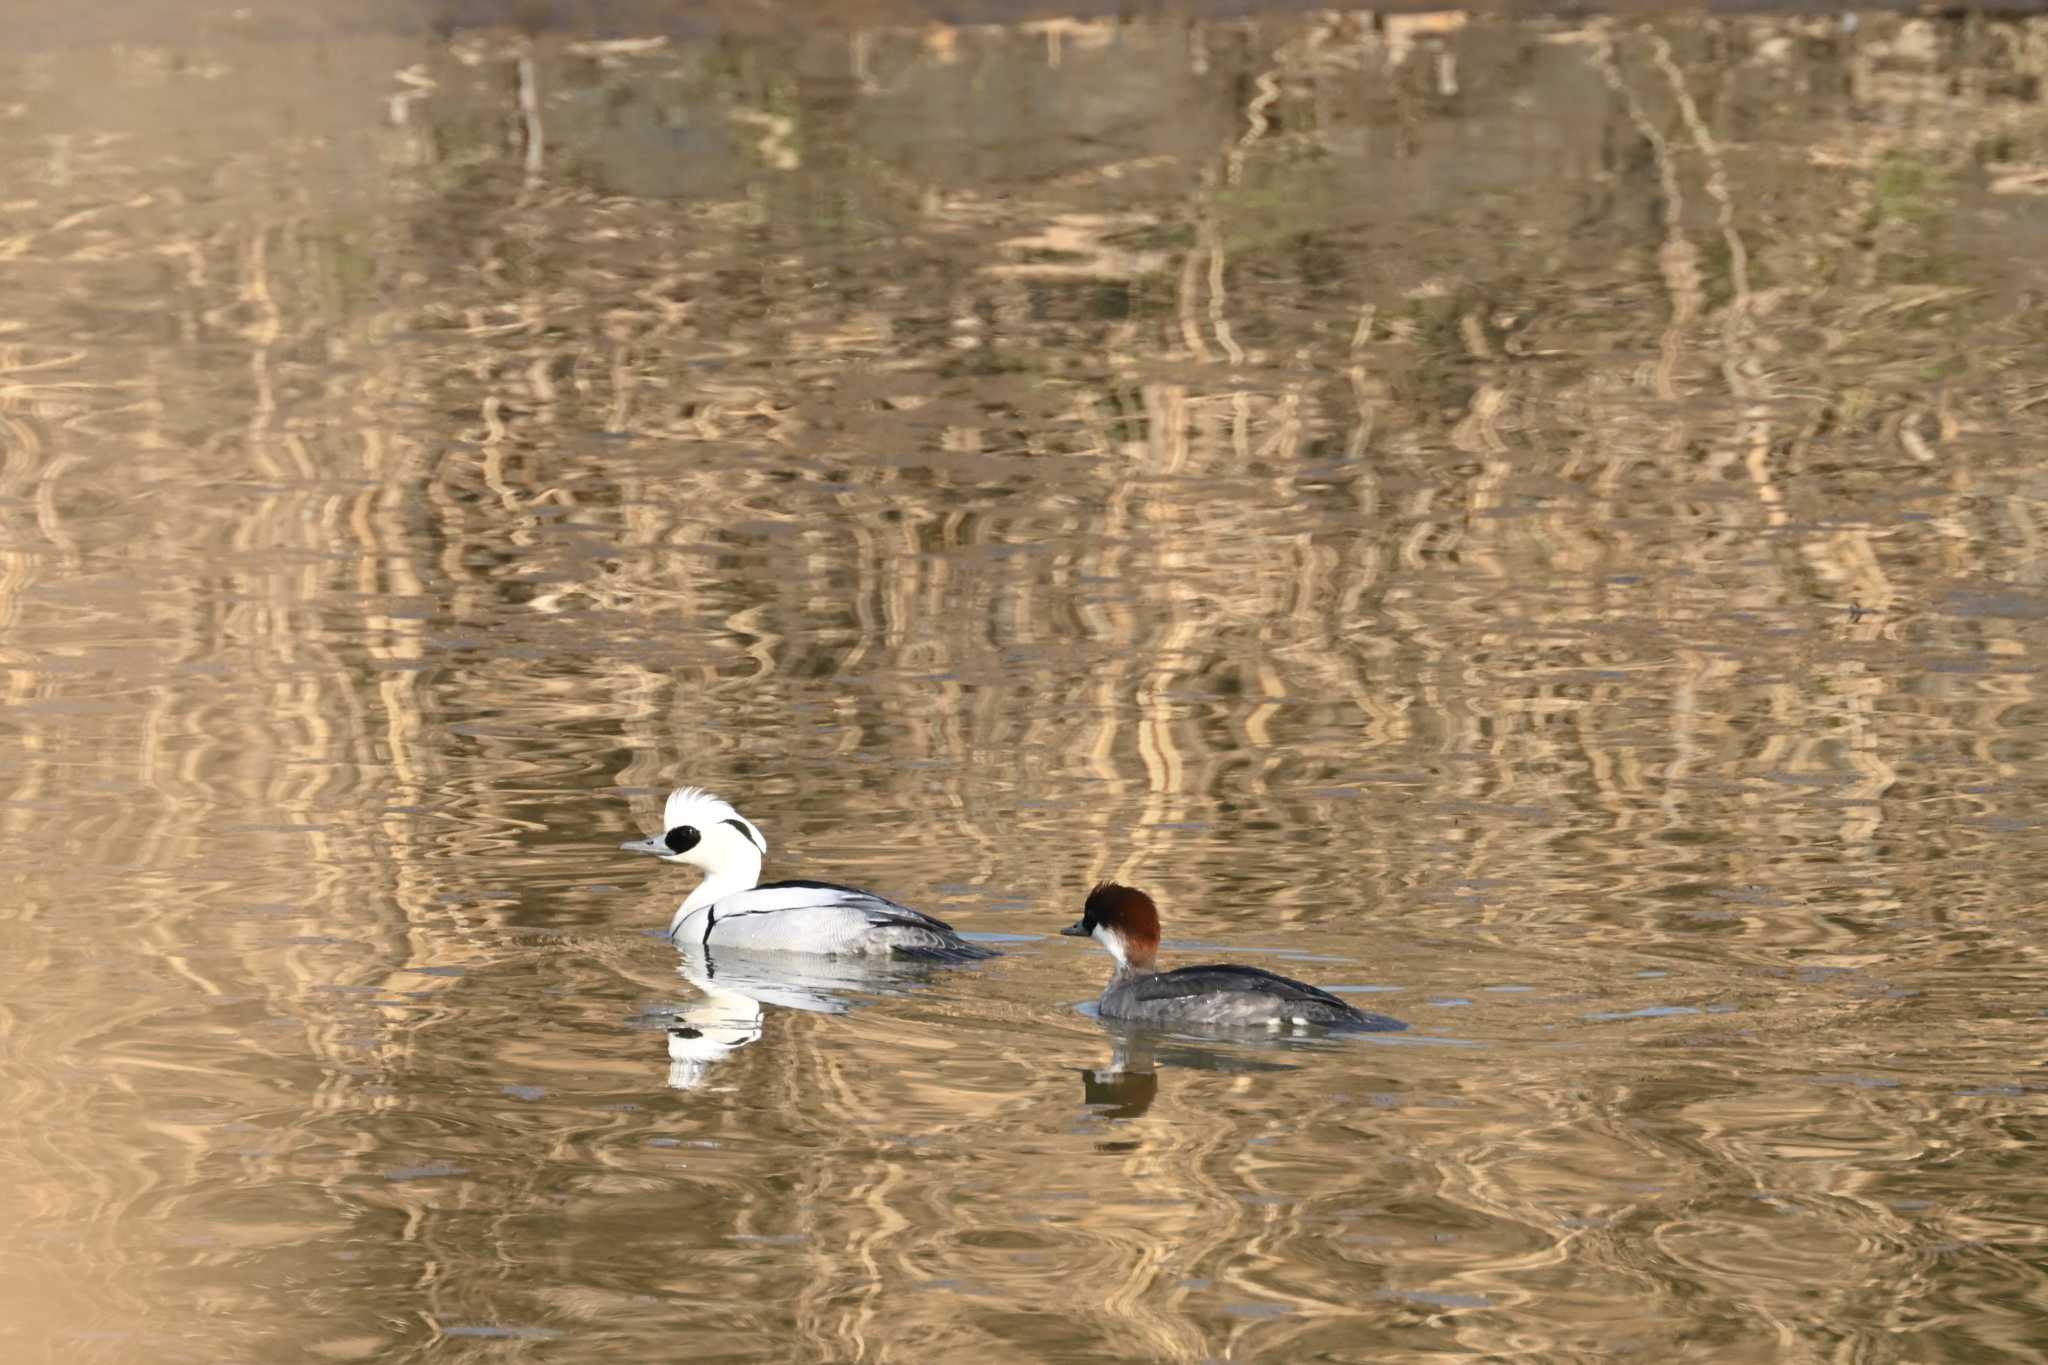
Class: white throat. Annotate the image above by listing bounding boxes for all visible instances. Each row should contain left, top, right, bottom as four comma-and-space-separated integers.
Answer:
1093, 924, 1130, 969
678, 834, 764, 915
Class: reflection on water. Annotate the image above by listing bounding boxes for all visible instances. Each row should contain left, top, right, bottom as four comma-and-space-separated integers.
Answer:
666, 987, 765, 1091
1078, 1026, 1340, 1123
665, 945, 960, 1088
2, 3, 2047, 1361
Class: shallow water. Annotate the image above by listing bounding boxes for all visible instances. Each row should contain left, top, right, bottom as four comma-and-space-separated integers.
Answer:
3, 4, 2047, 1361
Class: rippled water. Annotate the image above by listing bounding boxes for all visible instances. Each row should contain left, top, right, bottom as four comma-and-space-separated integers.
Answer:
3, 4, 2047, 1361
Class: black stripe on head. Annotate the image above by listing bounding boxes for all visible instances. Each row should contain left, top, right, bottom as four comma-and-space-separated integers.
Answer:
722, 817, 765, 853
664, 825, 701, 854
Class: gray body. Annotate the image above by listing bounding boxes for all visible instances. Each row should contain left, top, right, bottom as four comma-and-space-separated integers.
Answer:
1097, 963, 1406, 1031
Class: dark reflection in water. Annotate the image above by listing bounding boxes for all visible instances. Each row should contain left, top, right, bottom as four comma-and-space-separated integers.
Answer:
2, 4, 2047, 1363
1078, 1027, 1336, 1123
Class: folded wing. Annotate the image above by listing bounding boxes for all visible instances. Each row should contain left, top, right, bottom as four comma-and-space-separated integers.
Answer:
1133, 963, 1355, 1010
702, 879, 992, 960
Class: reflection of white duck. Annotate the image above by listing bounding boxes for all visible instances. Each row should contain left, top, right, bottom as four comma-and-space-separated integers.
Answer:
662, 944, 940, 1090
677, 942, 937, 1014
622, 787, 992, 959
664, 986, 764, 1091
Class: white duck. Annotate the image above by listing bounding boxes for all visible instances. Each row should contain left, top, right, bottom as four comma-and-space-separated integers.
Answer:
622, 787, 992, 960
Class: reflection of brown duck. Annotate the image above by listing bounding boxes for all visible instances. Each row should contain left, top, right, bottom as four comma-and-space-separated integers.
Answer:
1062, 884, 1406, 1032
1080, 1055, 1159, 1121
1077, 1021, 1334, 1125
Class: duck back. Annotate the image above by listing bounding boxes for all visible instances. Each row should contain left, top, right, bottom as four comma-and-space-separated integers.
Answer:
1102, 963, 1405, 1031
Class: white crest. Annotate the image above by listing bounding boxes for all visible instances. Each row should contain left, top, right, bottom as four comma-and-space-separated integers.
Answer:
661, 786, 768, 854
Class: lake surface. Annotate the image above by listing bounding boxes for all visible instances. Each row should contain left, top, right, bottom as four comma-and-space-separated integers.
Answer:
2, 4, 2046, 1361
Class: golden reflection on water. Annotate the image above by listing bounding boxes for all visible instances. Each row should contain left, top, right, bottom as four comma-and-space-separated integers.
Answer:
2, 5, 2047, 1361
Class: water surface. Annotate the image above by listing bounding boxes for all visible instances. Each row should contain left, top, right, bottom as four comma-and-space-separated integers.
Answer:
2, 5, 2046, 1361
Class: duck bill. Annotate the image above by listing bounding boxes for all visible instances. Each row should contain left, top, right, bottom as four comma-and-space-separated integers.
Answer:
1059, 920, 1090, 937
620, 836, 668, 857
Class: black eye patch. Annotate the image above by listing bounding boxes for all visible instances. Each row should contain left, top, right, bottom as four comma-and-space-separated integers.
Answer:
664, 825, 701, 854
